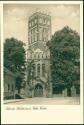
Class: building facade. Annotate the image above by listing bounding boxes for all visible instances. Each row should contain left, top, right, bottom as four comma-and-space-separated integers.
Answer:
26, 12, 52, 97
4, 67, 15, 99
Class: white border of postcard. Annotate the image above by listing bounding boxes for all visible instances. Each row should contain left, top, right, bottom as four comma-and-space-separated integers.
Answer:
0, 1, 83, 124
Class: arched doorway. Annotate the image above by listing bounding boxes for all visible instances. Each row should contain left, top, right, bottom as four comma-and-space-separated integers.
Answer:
34, 84, 43, 97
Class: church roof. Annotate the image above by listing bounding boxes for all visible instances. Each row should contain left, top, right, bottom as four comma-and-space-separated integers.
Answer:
4, 67, 15, 76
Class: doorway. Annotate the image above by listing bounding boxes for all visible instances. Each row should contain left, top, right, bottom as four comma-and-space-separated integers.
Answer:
34, 84, 43, 97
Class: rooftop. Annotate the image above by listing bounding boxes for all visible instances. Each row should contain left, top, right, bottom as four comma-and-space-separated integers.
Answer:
4, 67, 14, 76
29, 11, 51, 21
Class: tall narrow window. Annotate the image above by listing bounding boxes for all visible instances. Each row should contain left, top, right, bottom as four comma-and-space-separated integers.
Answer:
42, 64, 45, 77
37, 64, 40, 76
42, 28, 44, 41
42, 54, 43, 58
28, 32, 31, 44
12, 84, 14, 91
8, 84, 10, 92
43, 28, 46, 41
38, 54, 40, 59
32, 30, 34, 43
31, 30, 32, 43
33, 28, 35, 42
46, 29, 48, 41
44, 28, 47, 41
34, 55, 36, 59
39, 27, 42, 41
32, 64, 35, 77
28, 37, 30, 44
35, 28, 37, 41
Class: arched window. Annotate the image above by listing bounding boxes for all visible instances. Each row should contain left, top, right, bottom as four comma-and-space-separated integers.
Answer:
42, 64, 45, 77
37, 64, 40, 76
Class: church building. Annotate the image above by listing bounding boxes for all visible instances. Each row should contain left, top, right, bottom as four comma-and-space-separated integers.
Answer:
25, 12, 52, 97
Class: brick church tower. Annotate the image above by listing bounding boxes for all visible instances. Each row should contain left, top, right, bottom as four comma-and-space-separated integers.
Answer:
26, 12, 52, 97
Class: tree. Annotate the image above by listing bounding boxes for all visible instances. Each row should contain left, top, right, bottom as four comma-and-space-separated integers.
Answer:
47, 26, 80, 94
4, 37, 26, 93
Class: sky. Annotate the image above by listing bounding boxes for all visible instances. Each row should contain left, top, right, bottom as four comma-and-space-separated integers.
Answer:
3, 4, 80, 46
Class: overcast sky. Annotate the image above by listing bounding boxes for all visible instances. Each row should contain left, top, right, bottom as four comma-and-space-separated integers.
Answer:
3, 4, 80, 45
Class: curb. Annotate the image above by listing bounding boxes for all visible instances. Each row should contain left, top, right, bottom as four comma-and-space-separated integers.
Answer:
4, 99, 26, 104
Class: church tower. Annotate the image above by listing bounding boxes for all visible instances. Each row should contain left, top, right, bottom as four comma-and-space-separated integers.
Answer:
26, 12, 52, 97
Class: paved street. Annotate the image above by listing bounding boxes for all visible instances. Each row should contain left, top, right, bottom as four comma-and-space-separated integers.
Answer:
4, 97, 80, 105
